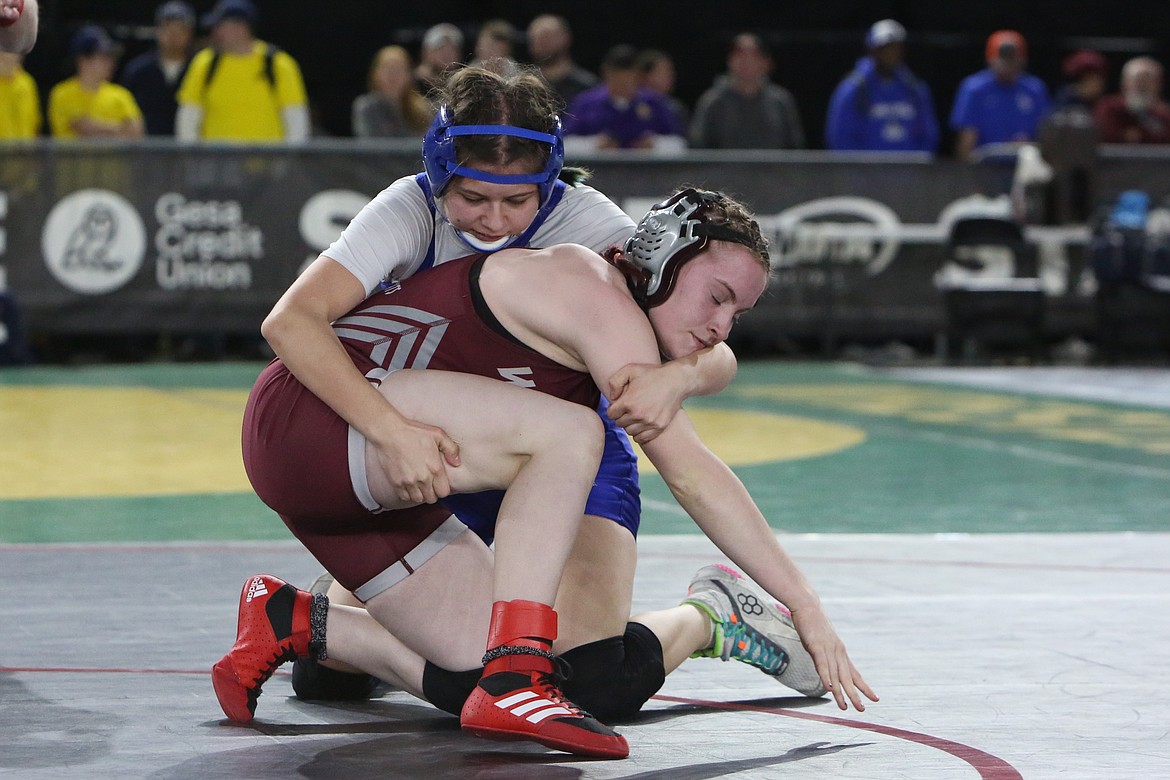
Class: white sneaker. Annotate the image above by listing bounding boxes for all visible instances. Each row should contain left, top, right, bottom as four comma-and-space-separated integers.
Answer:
682, 564, 827, 697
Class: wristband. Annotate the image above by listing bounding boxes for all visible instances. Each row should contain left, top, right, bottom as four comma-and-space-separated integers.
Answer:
0, 0, 24, 28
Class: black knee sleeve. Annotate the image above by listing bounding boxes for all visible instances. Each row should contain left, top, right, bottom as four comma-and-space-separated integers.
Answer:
290, 656, 380, 701
422, 663, 481, 716
420, 623, 666, 721
560, 622, 666, 722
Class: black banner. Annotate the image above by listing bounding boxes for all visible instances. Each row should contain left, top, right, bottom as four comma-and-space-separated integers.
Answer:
2, 141, 1161, 345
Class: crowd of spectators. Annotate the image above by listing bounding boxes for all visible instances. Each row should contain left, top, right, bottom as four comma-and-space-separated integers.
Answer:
561, 43, 685, 152
3, 5, 1170, 160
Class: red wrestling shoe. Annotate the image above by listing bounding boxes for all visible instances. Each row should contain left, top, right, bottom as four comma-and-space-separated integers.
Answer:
211, 574, 325, 723
460, 600, 629, 759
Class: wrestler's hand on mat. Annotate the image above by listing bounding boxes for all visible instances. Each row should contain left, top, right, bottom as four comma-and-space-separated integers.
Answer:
371, 417, 460, 505
606, 361, 686, 444
790, 604, 879, 712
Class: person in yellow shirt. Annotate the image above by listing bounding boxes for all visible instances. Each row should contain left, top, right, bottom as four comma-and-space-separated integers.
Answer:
0, 50, 40, 138
47, 24, 144, 139
175, 0, 309, 143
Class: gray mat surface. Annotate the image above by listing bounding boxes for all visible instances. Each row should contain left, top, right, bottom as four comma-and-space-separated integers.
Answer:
3, 532, 1166, 779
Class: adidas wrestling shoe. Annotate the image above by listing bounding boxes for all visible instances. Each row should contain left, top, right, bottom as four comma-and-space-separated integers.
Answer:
212, 574, 327, 722
461, 663, 629, 758
682, 564, 827, 698
460, 599, 628, 759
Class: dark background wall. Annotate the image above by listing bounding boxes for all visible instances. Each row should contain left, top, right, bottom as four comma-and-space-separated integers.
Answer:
23, 1, 1170, 153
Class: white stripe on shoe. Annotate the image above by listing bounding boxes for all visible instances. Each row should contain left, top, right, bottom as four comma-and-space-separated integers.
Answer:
493, 691, 575, 722
526, 706, 575, 723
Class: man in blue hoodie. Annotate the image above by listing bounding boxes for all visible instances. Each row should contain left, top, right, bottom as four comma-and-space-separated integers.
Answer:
825, 19, 938, 153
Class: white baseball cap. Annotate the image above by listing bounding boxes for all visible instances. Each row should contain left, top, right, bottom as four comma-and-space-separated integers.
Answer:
866, 19, 907, 49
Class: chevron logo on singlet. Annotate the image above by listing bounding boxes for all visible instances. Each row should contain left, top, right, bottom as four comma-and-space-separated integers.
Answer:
492, 690, 576, 723
334, 305, 451, 374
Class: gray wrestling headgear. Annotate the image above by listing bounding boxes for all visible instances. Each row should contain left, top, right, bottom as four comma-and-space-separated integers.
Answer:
619, 188, 759, 307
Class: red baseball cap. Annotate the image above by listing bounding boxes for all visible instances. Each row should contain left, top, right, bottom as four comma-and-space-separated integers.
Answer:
985, 30, 1026, 62
1062, 49, 1106, 79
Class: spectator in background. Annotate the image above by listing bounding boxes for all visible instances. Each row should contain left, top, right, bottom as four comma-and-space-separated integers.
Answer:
176, 0, 310, 144
563, 43, 685, 151
526, 14, 597, 107
48, 24, 144, 139
352, 45, 433, 138
414, 23, 464, 95
950, 30, 1050, 161
689, 32, 804, 149
470, 19, 515, 67
120, 1, 196, 136
637, 48, 689, 128
1094, 56, 1170, 144
1052, 49, 1107, 113
0, 0, 37, 54
825, 19, 938, 153
0, 51, 40, 138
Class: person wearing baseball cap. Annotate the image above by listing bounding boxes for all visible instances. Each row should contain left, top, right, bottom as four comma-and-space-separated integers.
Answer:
825, 19, 939, 152
69, 22, 120, 58
201, 0, 257, 28
175, 0, 310, 143
47, 23, 144, 138
949, 29, 1050, 160
119, 2, 196, 135
1053, 49, 1107, 113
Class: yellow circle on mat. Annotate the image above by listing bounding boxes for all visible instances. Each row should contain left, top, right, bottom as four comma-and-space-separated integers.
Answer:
0, 386, 253, 500
0, 387, 865, 499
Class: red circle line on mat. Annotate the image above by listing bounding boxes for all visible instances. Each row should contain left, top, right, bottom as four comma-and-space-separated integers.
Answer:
0, 666, 1024, 778
652, 693, 1023, 780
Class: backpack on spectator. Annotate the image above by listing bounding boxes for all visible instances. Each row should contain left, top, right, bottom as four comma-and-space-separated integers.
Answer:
1090, 190, 1151, 285
202, 43, 280, 95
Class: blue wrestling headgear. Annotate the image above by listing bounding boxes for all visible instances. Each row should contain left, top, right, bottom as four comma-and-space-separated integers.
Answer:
422, 105, 565, 208
616, 188, 763, 308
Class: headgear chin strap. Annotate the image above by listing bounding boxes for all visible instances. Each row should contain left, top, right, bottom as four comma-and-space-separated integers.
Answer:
617, 188, 756, 308
422, 105, 565, 208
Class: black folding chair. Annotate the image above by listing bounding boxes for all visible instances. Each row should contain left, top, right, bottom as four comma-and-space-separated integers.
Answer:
936, 217, 1047, 363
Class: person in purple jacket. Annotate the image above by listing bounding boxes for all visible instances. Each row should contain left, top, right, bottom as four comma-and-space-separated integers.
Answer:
563, 44, 685, 152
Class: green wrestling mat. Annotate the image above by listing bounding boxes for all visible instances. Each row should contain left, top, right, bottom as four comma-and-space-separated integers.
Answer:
2, 361, 1167, 542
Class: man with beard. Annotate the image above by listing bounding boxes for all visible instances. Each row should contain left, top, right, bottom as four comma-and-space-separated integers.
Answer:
1095, 56, 1170, 144
526, 14, 597, 107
